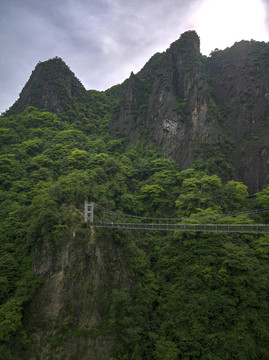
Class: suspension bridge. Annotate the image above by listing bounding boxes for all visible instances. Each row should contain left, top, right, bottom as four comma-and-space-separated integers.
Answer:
84, 202, 269, 234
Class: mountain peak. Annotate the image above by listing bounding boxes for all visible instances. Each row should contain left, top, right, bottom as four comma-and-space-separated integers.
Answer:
171, 30, 200, 53
6, 57, 87, 115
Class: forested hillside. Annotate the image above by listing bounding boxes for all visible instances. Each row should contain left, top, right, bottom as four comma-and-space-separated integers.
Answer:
0, 31, 269, 359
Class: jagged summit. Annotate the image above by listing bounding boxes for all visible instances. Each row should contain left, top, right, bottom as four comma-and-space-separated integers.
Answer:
6, 57, 87, 114
169, 30, 200, 53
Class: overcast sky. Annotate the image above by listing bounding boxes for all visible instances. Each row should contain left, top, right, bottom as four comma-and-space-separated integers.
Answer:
1, 0, 269, 114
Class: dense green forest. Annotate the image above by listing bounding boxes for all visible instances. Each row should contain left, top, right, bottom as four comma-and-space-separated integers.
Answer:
0, 101, 269, 359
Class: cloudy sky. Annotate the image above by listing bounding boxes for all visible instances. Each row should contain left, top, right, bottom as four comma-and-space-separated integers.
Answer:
1, 0, 269, 113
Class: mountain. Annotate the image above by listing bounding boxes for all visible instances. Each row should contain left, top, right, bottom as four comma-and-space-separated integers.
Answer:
6, 57, 87, 114
112, 31, 218, 172
111, 31, 269, 193
6, 31, 269, 193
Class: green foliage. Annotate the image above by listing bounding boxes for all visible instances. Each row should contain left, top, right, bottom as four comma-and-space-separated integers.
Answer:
254, 235, 269, 259
140, 184, 165, 206
223, 180, 248, 210
0, 105, 268, 359
176, 173, 222, 216
255, 184, 269, 209
193, 141, 235, 180
0, 299, 22, 341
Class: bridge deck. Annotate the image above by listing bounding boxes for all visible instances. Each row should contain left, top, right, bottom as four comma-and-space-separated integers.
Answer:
92, 222, 269, 234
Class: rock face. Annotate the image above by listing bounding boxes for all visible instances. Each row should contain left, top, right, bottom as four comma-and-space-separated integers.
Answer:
207, 41, 269, 192
111, 31, 269, 193
16, 227, 131, 360
7, 57, 87, 114
112, 31, 219, 171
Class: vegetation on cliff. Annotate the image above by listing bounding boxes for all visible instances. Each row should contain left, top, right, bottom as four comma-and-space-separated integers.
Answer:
0, 103, 268, 359
0, 32, 269, 359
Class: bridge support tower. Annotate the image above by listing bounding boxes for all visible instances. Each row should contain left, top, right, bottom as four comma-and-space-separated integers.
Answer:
84, 201, 94, 224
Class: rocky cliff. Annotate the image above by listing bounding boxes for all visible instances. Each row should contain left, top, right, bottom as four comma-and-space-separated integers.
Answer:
112, 31, 220, 169
207, 40, 269, 192
111, 31, 269, 193
15, 225, 132, 360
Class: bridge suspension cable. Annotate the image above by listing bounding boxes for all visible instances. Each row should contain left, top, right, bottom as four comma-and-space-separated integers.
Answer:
84, 202, 269, 234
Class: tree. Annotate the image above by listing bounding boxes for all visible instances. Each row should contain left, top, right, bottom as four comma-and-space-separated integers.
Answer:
176, 173, 222, 216
223, 180, 248, 210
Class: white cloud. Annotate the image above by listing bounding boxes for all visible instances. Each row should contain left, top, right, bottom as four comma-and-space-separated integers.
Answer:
192, 0, 269, 54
